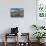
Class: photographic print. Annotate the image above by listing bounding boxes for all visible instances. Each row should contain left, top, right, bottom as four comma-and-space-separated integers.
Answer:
10, 8, 24, 17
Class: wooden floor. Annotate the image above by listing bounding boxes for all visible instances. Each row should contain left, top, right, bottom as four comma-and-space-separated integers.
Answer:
0, 42, 46, 46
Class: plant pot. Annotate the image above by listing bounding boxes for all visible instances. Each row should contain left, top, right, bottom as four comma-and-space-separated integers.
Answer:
37, 39, 40, 43
40, 39, 45, 43
37, 39, 45, 44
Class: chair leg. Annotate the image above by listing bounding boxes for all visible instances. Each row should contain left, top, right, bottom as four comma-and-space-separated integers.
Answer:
4, 33, 7, 46
4, 41, 7, 46
17, 34, 18, 46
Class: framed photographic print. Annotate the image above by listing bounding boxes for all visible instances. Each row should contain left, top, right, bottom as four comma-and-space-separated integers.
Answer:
10, 8, 24, 17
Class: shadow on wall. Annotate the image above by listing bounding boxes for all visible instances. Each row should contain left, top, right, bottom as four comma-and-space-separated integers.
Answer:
3, 28, 11, 34
0, 28, 11, 42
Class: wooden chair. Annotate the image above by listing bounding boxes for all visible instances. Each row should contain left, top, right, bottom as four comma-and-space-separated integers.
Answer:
20, 33, 30, 46
4, 33, 18, 46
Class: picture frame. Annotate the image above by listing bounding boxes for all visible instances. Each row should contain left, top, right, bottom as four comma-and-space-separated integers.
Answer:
10, 8, 24, 17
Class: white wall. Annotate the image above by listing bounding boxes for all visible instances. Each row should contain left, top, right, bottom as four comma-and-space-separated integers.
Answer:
0, 0, 36, 42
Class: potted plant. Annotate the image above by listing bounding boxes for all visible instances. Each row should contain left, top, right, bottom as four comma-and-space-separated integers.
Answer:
32, 25, 39, 30
32, 24, 45, 30
40, 26, 45, 29
33, 32, 46, 43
